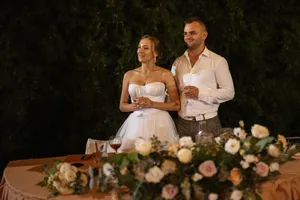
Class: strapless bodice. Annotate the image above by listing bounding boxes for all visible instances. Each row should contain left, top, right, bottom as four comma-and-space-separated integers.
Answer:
128, 82, 165, 103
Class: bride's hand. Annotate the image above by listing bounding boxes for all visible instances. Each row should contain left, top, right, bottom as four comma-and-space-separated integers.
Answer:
133, 97, 153, 109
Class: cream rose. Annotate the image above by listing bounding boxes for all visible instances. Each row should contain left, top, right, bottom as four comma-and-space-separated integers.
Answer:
135, 138, 152, 156
161, 160, 177, 175
145, 166, 164, 183
64, 170, 77, 182
240, 160, 250, 169
268, 144, 280, 157
269, 162, 279, 172
251, 124, 269, 138
59, 163, 72, 173
177, 148, 192, 164
243, 154, 257, 163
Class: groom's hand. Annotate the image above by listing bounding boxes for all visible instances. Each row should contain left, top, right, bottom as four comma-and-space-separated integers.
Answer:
183, 86, 199, 98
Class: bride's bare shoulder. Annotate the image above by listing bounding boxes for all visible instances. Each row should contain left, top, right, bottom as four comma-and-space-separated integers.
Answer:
156, 66, 172, 75
124, 67, 141, 77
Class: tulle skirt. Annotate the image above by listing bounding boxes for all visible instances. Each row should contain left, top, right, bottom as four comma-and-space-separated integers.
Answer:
116, 109, 179, 151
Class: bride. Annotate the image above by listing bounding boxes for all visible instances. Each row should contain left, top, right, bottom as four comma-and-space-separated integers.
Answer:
116, 34, 180, 151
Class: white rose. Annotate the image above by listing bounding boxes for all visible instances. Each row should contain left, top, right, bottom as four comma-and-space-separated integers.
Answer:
251, 124, 269, 138
230, 190, 243, 200
103, 163, 114, 177
240, 160, 250, 169
234, 127, 247, 140
269, 162, 280, 172
135, 138, 152, 156
243, 154, 257, 163
224, 139, 240, 154
268, 144, 280, 157
59, 163, 72, 173
145, 166, 164, 183
177, 148, 192, 164
64, 170, 77, 182
179, 136, 194, 148
208, 193, 218, 200
191, 173, 203, 182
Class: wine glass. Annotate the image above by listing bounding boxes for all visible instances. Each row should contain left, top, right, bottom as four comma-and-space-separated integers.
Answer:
135, 87, 143, 99
179, 80, 190, 107
109, 136, 122, 153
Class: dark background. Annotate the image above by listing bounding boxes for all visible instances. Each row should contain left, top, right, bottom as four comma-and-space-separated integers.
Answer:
1, 0, 300, 177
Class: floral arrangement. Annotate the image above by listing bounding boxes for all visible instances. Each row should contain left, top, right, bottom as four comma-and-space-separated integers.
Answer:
100, 122, 299, 200
38, 161, 89, 198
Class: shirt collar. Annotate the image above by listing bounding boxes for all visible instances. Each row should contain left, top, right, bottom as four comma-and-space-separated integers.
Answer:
183, 46, 211, 58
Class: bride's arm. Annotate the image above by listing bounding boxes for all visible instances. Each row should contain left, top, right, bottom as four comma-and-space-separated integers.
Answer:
119, 71, 137, 112
135, 70, 180, 111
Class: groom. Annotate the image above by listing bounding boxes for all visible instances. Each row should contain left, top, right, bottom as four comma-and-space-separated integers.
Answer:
171, 16, 235, 139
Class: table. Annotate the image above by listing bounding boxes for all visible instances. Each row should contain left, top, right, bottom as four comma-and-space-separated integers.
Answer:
1, 156, 300, 200
0, 155, 117, 200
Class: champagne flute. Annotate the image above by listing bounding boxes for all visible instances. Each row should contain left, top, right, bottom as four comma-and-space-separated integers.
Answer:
109, 136, 122, 153
179, 80, 190, 107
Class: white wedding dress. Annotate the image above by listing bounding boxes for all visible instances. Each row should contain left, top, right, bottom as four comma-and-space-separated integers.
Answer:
116, 82, 179, 151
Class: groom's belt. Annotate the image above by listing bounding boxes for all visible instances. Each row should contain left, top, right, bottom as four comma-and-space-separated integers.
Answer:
184, 113, 217, 121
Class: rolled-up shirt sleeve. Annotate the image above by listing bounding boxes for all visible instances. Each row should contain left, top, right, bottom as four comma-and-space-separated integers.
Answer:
198, 57, 235, 104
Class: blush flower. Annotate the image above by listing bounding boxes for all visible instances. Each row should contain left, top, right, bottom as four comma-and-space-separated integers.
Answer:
161, 184, 178, 199
255, 162, 269, 177
198, 160, 217, 177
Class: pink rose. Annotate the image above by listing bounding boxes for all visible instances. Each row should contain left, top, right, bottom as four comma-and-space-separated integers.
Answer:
198, 160, 217, 177
255, 162, 269, 177
161, 184, 178, 199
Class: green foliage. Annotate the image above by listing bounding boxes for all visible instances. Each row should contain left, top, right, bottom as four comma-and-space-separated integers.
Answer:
1, 0, 300, 177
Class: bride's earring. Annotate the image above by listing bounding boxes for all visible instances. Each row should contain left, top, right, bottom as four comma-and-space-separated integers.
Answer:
154, 57, 157, 63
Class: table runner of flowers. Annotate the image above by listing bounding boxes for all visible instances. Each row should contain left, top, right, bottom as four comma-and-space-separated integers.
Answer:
38, 122, 299, 200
